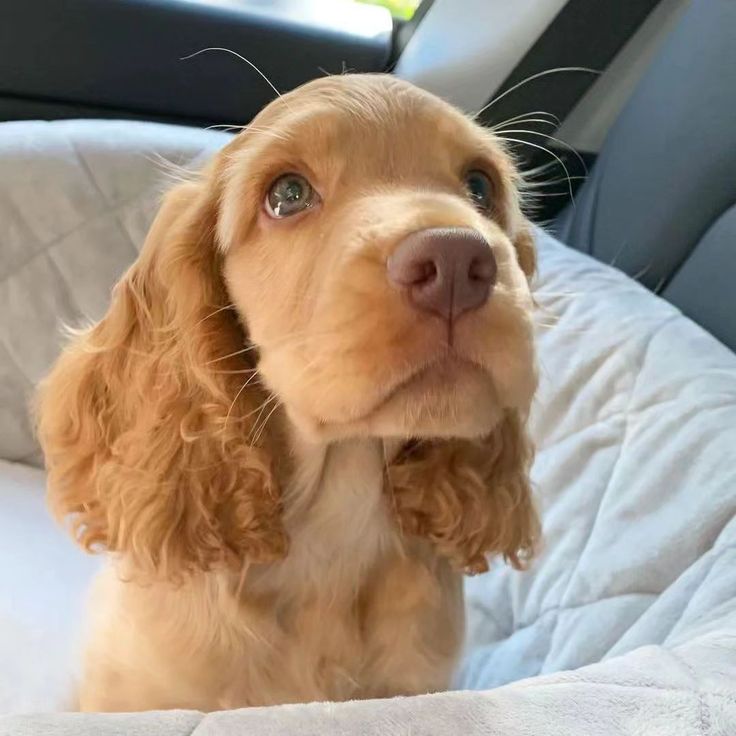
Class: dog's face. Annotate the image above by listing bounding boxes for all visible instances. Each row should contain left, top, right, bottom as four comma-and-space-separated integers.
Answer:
38, 74, 540, 578
220, 75, 536, 441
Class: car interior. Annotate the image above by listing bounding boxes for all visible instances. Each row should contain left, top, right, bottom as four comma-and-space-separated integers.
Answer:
3, 0, 731, 348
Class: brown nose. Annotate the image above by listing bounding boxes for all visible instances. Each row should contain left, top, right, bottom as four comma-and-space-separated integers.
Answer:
387, 228, 496, 320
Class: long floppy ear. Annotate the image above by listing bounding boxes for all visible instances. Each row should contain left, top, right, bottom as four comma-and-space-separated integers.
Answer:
36, 158, 287, 580
388, 410, 539, 575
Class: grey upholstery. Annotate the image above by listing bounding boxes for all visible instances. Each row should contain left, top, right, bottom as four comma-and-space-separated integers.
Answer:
556, 0, 736, 351
0, 120, 229, 465
665, 206, 736, 352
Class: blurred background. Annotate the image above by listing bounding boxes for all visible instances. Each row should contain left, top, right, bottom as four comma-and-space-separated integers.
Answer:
351, 0, 422, 20
0, 0, 692, 224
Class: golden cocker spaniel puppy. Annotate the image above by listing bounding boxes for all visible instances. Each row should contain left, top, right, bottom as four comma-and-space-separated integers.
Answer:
37, 74, 539, 711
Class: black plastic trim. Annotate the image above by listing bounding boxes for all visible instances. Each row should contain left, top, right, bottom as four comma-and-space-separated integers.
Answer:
0, 0, 392, 125
478, 0, 664, 129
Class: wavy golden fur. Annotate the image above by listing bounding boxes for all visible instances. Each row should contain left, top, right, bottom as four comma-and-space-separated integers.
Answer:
37, 74, 539, 711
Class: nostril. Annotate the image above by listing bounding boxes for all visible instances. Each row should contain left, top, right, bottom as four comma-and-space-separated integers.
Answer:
468, 253, 497, 283
412, 261, 437, 284
388, 253, 439, 287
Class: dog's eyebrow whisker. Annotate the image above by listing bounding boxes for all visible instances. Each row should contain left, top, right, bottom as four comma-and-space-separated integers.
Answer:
180, 47, 282, 99
497, 136, 576, 208
491, 110, 561, 130
473, 66, 600, 119
521, 159, 561, 179
494, 117, 560, 132
205, 123, 244, 132
521, 175, 587, 189
523, 190, 573, 199
496, 129, 588, 175
204, 123, 290, 143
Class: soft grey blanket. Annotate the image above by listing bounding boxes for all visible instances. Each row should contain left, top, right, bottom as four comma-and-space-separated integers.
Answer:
0, 120, 734, 734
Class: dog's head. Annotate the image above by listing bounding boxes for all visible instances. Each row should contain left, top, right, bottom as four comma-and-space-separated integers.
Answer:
221, 75, 536, 441
38, 75, 538, 578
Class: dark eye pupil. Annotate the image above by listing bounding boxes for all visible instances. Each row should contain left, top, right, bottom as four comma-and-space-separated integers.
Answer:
267, 174, 314, 217
466, 171, 492, 211
469, 178, 485, 201
282, 179, 304, 202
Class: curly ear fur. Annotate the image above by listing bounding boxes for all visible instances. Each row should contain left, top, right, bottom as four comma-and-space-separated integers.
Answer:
36, 162, 287, 580
389, 410, 539, 574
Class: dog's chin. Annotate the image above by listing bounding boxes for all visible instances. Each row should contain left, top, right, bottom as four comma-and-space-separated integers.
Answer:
288, 359, 502, 443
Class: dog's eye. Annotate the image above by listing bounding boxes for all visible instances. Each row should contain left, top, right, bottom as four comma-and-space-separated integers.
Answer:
266, 174, 317, 218
464, 170, 493, 213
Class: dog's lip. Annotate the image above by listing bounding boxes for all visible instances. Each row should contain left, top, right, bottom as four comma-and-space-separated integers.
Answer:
340, 351, 489, 425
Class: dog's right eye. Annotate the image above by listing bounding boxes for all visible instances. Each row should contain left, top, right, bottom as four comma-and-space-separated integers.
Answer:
266, 174, 318, 218
464, 170, 494, 214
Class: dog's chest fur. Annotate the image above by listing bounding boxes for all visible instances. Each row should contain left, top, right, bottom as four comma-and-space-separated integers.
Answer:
89, 439, 459, 709
271, 438, 397, 592
195, 438, 434, 706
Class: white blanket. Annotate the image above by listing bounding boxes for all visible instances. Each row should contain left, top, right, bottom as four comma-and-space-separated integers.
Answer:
0, 120, 734, 733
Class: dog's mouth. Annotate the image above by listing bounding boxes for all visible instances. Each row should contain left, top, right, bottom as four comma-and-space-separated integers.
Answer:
371, 353, 487, 413
265, 312, 533, 441
317, 351, 501, 440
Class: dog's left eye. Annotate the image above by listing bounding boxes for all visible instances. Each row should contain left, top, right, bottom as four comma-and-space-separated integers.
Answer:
266, 174, 318, 218
464, 170, 493, 213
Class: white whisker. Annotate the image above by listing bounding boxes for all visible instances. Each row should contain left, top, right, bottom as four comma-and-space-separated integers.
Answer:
204, 123, 290, 142
250, 398, 282, 447
631, 263, 653, 283
491, 110, 561, 130
523, 190, 572, 198
246, 393, 279, 445
223, 371, 265, 435
474, 67, 599, 119
207, 344, 260, 365
495, 117, 560, 131
206, 328, 338, 366
210, 368, 260, 375
521, 174, 587, 189
497, 136, 576, 207
496, 128, 588, 174
181, 47, 282, 99
146, 152, 200, 185
193, 304, 236, 328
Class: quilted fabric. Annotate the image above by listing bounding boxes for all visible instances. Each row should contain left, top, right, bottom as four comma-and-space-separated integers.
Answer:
0, 120, 229, 466
0, 120, 734, 733
460, 234, 736, 688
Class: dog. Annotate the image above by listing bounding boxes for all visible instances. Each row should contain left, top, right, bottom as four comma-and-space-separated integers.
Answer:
37, 73, 539, 711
